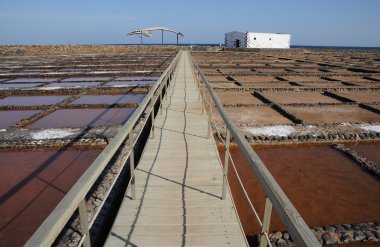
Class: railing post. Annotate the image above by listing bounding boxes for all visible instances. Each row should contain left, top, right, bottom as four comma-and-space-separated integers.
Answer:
197, 72, 201, 101
165, 81, 168, 99
222, 129, 230, 200
260, 197, 273, 247
201, 83, 205, 115
165, 79, 168, 100
159, 91, 163, 115
129, 132, 136, 200
207, 92, 212, 139
151, 106, 155, 139
207, 98, 211, 139
78, 199, 91, 247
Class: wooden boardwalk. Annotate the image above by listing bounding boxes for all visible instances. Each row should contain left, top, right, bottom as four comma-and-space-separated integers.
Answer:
105, 51, 247, 247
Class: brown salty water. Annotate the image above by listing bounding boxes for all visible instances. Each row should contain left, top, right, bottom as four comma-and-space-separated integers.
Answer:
107, 81, 154, 86
70, 94, 145, 105
346, 142, 380, 164
0, 110, 42, 128
0, 83, 42, 88
114, 76, 158, 81
62, 77, 111, 82
0, 96, 70, 106
46, 82, 102, 87
217, 144, 380, 236
28, 108, 135, 128
4, 78, 59, 83
0, 149, 102, 246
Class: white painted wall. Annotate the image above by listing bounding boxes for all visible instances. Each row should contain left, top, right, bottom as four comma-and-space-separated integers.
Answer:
247, 33, 291, 48
225, 31, 291, 49
225, 31, 247, 48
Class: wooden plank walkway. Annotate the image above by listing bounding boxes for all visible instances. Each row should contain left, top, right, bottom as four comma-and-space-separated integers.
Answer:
105, 51, 248, 247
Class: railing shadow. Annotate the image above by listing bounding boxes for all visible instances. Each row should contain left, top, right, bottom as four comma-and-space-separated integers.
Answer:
110, 57, 179, 247
0, 96, 135, 236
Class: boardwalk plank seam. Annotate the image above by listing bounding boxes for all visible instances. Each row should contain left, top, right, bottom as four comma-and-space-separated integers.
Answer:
105, 52, 248, 247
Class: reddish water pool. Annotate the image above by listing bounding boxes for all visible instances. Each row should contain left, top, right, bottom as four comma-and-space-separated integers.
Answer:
0, 149, 102, 246
62, 77, 111, 82
0, 110, 42, 128
0, 83, 42, 89
107, 81, 154, 87
0, 96, 70, 106
346, 142, 380, 164
5, 78, 59, 83
114, 76, 158, 81
46, 82, 102, 87
218, 144, 380, 236
28, 108, 135, 128
70, 94, 145, 105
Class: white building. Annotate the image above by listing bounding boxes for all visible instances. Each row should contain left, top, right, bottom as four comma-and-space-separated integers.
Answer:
225, 31, 291, 49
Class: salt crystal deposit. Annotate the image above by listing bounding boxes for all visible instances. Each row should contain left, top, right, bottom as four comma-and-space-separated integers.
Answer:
248, 125, 296, 137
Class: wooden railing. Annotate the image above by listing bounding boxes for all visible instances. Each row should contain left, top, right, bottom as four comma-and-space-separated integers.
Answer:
25, 51, 182, 247
188, 50, 321, 247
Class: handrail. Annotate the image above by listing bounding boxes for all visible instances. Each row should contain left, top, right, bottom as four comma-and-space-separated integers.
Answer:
188, 51, 320, 247
25, 51, 182, 247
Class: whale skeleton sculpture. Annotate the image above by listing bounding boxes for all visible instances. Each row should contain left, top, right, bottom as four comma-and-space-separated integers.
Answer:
127, 27, 184, 45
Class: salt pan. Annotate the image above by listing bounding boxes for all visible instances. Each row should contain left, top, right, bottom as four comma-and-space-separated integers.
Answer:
248, 125, 295, 137
360, 124, 380, 133
32, 129, 73, 139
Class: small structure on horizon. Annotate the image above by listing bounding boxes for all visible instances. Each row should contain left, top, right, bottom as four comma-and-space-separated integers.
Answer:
127, 27, 184, 45
225, 31, 291, 49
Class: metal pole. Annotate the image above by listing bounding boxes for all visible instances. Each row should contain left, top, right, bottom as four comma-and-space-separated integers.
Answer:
162, 30, 164, 45
78, 199, 91, 247
177, 33, 179, 46
260, 197, 273, 247
222, 129, 230, 200
129, 133, 136, 200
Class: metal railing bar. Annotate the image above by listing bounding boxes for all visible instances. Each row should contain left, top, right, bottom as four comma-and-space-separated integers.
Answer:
195, 80, 225, 144
228, 152, 263, 227
191, 61, 262, 226
222, 129, 230, 200
189, 51, 320, 247
209, 103, 226, 144
77, 234, 86, 247
25, 51, 181, 247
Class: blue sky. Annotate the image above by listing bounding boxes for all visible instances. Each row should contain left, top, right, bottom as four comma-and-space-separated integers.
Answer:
0, 0, 379, 46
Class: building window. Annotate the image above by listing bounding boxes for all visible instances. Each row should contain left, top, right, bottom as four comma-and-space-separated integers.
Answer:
269, 38, 272, 41
254, 37, 256, 40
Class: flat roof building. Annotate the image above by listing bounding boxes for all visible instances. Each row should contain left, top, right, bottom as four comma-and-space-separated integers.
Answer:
225, 31, 291, 49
